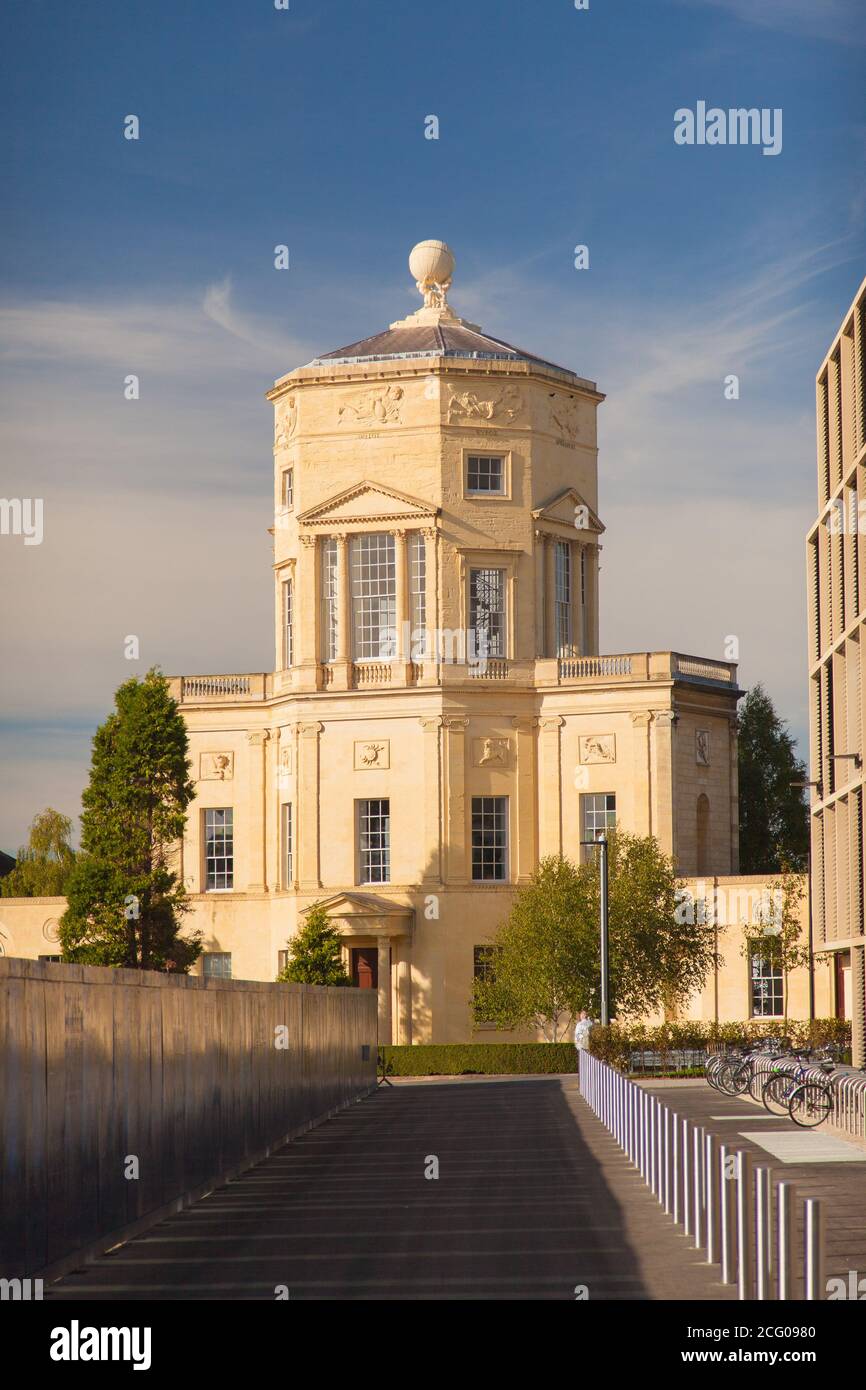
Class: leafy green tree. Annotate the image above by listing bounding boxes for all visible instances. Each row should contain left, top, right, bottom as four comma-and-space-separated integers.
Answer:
59, 668, 200, 971
277, 903, 351, 986
472, 836, 716, 1038
738, 684, 808, 873
740, 870, 810, 1031
0, 808, 76, 897
471, 857, 594, 1040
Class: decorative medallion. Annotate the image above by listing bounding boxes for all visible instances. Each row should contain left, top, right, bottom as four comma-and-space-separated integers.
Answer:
42, 918, 61, 944
354, 740, 390, 770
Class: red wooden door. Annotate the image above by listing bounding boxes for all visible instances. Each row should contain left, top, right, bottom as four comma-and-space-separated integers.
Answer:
351, 947, 378, 989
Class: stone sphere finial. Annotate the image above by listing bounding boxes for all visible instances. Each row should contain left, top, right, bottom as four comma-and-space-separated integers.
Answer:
409, 240, 455, 310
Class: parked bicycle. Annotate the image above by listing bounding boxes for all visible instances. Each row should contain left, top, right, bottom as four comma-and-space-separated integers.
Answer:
761, 1045, 838, 1128
706, 1037, 789, 1098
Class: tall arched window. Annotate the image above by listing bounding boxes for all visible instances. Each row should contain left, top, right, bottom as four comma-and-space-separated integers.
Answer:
696, 794, 710, 875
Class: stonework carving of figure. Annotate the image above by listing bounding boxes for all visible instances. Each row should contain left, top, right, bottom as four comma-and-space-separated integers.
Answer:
338, 384, 404, 425
696, 730, 711, 766
446, 385, 523, 425
550, 397, 579, 441
479, 737, 508, 766
579, 734, 615, 764
275, 396, 298, 449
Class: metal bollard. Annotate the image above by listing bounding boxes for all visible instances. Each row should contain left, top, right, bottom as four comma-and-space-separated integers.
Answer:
672, 1112, 681, 1225
755, 1166, 773, 1300
705, 1132, 720, 1264
683, 1118, 693, 1237
693, 1125, 705, 1250
662, 1107, 671, 1215
641, 1092, 648, 1180
777, 1181, 795, 1301
654, 1098, 662, 1199
719, 1143, 736, 1285
736, 1150, 755, 1300
657, 1101, 666, 1205
804, 1199, 824, 1302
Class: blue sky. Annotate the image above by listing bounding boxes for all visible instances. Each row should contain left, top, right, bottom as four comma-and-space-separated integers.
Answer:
1, 0, 865, 850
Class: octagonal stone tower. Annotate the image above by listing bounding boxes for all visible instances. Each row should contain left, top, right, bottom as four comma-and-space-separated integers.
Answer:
170, 242, 741, 1043
267, 240, 604, 694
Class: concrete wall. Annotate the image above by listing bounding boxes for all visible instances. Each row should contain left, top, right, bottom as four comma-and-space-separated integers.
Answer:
0, 956, 377, 1280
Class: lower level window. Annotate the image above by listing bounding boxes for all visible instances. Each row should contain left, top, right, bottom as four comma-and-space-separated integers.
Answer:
750, 949, 783, 1017
205, 808, 234, 890
473, 944, 502, 981
203, 952, 232, 979
581, 793, 616, 860
358, 798, 390, 883
472, 797, 508, 881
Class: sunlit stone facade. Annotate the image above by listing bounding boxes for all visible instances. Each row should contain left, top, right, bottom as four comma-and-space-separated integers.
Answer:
164, 243, 742, 1041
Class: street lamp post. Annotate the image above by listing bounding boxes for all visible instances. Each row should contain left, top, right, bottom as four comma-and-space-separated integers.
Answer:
791, 778, 822, 1024
582, 832, 610, 1025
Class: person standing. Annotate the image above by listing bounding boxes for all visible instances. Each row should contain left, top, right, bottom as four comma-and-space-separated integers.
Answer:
573, 1009, 593, 1073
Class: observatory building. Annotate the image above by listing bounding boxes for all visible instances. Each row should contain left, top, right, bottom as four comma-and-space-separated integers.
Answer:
167, 240, 742, 1041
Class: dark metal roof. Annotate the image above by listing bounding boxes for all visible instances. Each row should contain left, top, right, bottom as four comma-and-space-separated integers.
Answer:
311, 321, 571, 374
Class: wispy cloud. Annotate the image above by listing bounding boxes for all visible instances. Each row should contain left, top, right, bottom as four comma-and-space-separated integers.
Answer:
0, 281, 310, 374
672, 0, 866, 44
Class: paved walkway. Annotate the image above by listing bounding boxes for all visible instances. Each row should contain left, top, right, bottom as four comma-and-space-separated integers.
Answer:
638, 1079, 866, 1285
45, 1076, 735, 1302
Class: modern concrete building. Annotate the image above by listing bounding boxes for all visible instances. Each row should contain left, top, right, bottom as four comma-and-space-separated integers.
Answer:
2, 241, 823, 1041
807, 274, 866, 1066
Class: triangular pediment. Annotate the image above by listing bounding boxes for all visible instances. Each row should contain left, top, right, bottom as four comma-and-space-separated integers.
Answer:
532, 487, 604, 537
298, 481, 439, 529
306, 891, 413, 920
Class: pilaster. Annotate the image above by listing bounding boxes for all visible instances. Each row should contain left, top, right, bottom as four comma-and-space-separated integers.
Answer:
538, 715, 564, 856
443, 717, 469, 882
512, 716, 537, 882
297, 721, 323, 890
246, 730, 270, 893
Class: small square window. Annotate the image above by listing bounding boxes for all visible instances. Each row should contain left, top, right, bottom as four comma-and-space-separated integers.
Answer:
203, 952, 232, 979
467, 455, 505, 495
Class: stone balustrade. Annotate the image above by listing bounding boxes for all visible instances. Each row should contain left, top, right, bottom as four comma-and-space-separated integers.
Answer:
171, 651, 737, 703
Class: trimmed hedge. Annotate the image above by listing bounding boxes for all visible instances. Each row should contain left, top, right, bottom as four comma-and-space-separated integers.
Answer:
589, 1018, 851, 1071
379, 1044, 578, 1076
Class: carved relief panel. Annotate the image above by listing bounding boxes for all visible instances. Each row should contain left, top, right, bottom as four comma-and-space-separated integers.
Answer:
200, 752, 234, 781
354, 740, 390, 770
578, 734, 616, 764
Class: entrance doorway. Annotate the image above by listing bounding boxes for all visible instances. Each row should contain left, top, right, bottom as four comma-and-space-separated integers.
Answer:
835, 950, 852, 1020
351, 947, 378, 990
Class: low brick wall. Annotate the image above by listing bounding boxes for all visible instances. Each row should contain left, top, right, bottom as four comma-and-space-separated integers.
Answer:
0, 957, 377, 1280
